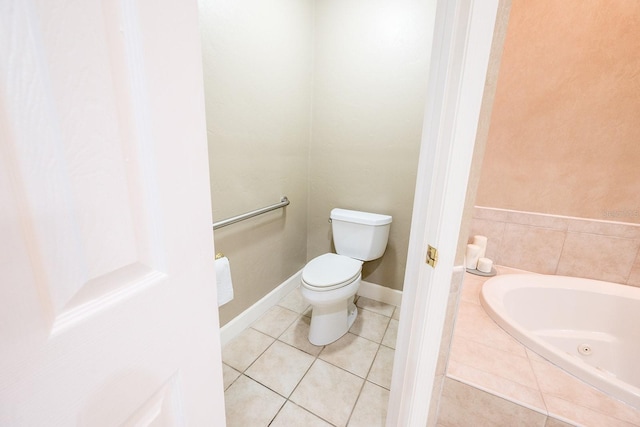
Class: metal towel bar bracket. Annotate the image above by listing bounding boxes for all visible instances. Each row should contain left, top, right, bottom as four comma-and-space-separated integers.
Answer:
212, 196, 290, 230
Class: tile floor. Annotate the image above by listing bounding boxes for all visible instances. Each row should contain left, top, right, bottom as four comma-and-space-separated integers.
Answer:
221, 287, 399, 427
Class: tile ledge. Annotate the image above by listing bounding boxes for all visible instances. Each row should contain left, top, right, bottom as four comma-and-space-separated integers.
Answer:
475, 206, 640, 228
445, 373, 548, 415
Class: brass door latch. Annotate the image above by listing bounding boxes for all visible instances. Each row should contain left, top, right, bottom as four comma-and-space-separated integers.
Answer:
426, 245, 438, 268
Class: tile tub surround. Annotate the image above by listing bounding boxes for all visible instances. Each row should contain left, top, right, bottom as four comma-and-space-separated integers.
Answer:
438, 267, 640, 427
222, 288, 398, 427
469, 207, 640, 286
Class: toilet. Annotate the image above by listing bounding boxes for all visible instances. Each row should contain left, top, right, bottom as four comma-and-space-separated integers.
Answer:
301, 208, 392, 345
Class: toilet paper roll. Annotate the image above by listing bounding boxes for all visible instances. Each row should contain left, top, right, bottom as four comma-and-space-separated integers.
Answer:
477, 257, 493, 273
472, 235, 488, 258
465, 244, 481, 270
215, 256, 234, 307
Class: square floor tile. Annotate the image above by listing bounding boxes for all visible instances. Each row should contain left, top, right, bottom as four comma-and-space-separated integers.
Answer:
251, 305, 299, 338
368, 346, 395, 390
348, 381, 390, 427
222, 328, 275, 372
270, 401, 333, 427
356, 296, 395, 317
349, 308, 390, 343
290, 359, 364, 427
246, 340, 315, 397
319, 332, 379, 378
224, 375, 285, 427
278, 314, 324, 356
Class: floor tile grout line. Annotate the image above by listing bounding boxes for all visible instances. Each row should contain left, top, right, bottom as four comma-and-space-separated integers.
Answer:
345, 375, 371, 426
523, 351, 550, 418
263, 328, 339, 426
267, 400, 337, 427
343, 318, 392, 425
239, 328, 278, 374
363, 341, 382, 381
377, 310, 393, 347
280, 348, 335, 426
266, 400, 287, 427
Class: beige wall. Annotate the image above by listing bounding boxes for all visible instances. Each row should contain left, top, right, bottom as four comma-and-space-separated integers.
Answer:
307, 0, 431, 290
200, 0, 430, 323
476, 0, 640, 224
200, 0, 313, 325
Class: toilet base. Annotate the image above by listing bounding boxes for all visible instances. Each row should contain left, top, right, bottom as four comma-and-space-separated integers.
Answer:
301, 275, 361, 346
347, 300, 358, 329
307, 297, 358, 346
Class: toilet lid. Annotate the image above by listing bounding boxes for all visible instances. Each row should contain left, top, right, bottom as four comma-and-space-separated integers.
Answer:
302, 253, 362, 290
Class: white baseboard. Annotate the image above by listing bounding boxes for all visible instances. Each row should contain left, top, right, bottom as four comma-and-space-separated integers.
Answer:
358, 280, 403, 307
219, 269, 302, 346
219, 272, 404, 346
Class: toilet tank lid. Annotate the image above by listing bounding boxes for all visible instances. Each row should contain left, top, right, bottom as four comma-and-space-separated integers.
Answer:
330, 208, 392, 226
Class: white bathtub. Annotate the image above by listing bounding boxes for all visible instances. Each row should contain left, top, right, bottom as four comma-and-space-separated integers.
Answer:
480, 273, 640, 409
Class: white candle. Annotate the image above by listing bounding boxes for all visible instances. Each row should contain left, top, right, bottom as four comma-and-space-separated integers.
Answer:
472, 235, 488, 258
477, 257, 493, 273
465, 244, 481, 270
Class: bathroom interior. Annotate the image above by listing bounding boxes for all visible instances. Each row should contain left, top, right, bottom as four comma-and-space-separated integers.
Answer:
199, 0, 428, 425
436, 1, 640, 426
200, 0, 640, 425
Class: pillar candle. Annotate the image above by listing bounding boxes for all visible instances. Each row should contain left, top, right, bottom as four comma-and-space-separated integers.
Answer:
465, 244, 481, 270
472, 235, 488, 258
477, 257, 493, 273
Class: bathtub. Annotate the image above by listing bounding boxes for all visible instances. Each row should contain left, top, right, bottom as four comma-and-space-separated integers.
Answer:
480, 273, 640, 409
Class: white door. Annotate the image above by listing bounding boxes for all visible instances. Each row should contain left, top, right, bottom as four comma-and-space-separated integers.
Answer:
0, 0, 226, 425
387, 0, 500, 425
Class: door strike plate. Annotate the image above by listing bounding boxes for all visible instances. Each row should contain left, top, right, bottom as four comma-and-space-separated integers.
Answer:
426, 245, 438, 268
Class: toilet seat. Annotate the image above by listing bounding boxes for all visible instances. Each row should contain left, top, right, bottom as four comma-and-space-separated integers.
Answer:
301, 253, 363, 292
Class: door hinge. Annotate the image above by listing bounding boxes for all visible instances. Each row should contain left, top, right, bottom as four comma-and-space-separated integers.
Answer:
426, 245, 438, 268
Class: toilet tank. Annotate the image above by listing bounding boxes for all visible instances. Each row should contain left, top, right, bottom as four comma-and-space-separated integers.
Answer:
330, 208, 392, 261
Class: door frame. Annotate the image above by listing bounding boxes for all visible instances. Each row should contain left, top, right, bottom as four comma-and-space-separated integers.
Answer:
387, 0, 501, 425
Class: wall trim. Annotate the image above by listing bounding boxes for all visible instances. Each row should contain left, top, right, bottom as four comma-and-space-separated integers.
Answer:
219, 269, 302, 346
358, 280, 403, 307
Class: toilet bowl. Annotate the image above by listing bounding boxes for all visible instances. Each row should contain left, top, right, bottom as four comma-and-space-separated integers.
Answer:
301, 208, 392, 346
301, 253, 363, 345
